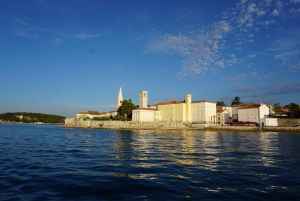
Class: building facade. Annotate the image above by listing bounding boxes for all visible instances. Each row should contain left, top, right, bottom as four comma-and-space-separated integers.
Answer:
238, 103, 270, 126
191, 100, 217, 124
132, 90, 216, 124
217, 110, 230, 124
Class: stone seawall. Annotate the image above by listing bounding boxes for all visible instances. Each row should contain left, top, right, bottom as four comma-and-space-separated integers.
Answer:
278, 119, 300, 127
64, 118, 300, 132
64, 118, 191, 129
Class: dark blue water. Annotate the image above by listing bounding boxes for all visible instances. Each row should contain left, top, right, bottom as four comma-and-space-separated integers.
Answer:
1, 124, 300, 200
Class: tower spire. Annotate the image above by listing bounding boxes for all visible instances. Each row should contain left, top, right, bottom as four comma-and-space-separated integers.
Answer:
116, 87, 123, 110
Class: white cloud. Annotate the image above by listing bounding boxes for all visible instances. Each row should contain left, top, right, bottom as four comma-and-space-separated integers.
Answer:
247, 3, 258, 13
256, 10, 266, 17
145, 0, 299, 77
70, 32, 111, 39
248, 54, 257, 58
271, 9, 280, 15
269, 37, 300, 65
215, 61, 225, 68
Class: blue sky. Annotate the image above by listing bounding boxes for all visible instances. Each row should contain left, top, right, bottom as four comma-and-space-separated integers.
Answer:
1, 0, 300, 117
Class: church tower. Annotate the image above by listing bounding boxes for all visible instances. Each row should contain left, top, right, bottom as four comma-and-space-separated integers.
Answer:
116, 87, 123, 110
139, 90, 148, 108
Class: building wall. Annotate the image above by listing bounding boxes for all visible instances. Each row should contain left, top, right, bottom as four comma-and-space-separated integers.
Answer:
217, 112, 230, 124
265, 118, 278, 126
238, 104, 270, 125
77, 114, 103, 119
132, 109, 153, 122
217, 106, 232, 118
238, 108, 259, 122
192, 102, 216, 124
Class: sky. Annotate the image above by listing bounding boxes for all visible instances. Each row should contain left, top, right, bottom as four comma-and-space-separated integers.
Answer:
1, 0, 300, 117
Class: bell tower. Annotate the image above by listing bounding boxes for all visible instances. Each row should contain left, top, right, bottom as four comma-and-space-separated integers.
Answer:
116, 87, 123, 110
139, 90, 148, 108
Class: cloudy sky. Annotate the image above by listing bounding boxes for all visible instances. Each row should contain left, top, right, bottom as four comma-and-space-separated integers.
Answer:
1, 0, 300, 117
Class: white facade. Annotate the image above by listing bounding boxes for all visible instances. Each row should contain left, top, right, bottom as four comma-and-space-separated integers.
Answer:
132, 90, 162, 122
217, 110, 230, 124
76, 111, 103, 119
265, 118, 278, 126
238, 103, 270, 126
133, 91, 216, 124
217, 106, 232, 118
191, 101, 216, 124
132, 108, 162, 122
231, 105, 245, 121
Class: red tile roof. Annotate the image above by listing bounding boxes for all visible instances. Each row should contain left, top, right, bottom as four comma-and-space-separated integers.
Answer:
238, 103, 261, 109
231, 104, 246, 107
133, 108, 157, 111
152, 100, 184, 106
192, 100, 215, 103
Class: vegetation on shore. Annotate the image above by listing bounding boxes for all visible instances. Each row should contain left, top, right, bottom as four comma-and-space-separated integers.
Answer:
0, 112, 65, 123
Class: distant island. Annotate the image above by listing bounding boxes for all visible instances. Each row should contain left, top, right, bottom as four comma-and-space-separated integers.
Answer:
0, 112, 65, 124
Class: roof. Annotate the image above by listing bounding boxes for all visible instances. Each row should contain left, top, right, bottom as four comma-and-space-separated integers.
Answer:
231, 104, 246, 107
238, 103, 262, 110
77, 110, 101, 115
217, 110, 227, 113
133, 108, 157, 111
192, 100, 215, 103
152, 100, 184, 106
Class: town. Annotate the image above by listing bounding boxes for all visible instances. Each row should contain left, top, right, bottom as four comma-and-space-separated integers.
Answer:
65, 88, 300, 129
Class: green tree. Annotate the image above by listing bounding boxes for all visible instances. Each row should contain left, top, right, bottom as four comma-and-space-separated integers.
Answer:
288, 103, 300, 118
117, 99, 137, 121
216, 101, 227, 106
92, 116, 110, 121
231, 96, 243, 106
273, 102, 281, 114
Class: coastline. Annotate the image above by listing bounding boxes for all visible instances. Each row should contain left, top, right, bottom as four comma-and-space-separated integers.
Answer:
61, 125, 300, 132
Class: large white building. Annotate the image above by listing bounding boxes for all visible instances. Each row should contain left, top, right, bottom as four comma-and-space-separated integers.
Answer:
237, 103, 270, 126
132, 90, 216, 123
132, 90, 162, 122
191, 100, 216, 124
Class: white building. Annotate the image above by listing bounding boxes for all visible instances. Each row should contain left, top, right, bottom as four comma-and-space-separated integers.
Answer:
238, 103, 270, 126
231, 104, 246, 121
77, 110, 103, 119
217, 110, 230, 124
191, 100, 217, 124
132, 90, 162, 122
217, 106, 232, 118
132, 90, 216, 124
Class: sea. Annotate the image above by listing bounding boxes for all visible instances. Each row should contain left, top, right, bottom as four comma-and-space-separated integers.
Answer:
0, 124, 300, 201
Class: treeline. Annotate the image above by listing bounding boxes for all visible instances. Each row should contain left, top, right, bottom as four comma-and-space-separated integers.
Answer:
0, 112, 65, 123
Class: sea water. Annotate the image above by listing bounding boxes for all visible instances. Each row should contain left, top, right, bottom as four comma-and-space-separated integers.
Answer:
1, 124, 300, 200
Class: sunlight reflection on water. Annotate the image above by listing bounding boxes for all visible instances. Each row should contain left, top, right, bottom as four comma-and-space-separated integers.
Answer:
0, 124, 300, 200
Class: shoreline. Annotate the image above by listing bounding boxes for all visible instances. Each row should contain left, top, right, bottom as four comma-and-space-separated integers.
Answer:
61, 125, 300, 132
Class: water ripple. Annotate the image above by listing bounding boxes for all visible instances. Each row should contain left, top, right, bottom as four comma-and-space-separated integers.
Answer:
1, 124, 300, 200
